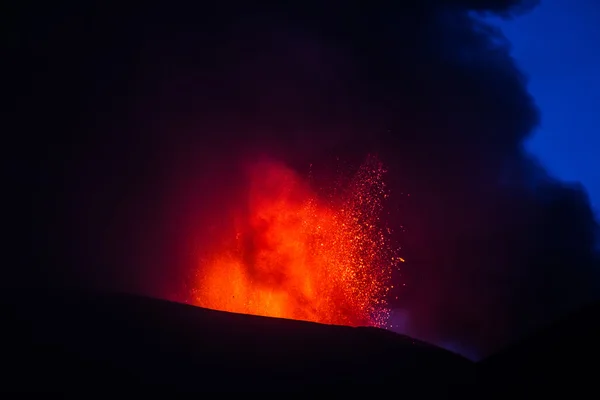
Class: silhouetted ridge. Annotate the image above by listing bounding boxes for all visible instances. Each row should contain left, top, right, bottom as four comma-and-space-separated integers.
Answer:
2, 289, 474, 392
479, 301, 600, 386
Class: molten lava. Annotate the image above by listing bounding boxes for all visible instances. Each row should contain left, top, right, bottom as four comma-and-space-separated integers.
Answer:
193, 155, 400, 327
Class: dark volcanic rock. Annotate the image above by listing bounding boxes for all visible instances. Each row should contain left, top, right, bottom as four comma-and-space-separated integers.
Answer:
2, 289, 474, 392
479, 301, 600, 388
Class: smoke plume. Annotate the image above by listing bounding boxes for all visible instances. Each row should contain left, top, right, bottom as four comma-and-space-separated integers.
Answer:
8, 0, 599, 358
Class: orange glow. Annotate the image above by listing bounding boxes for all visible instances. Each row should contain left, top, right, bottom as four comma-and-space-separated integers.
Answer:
192, 155, 400, 327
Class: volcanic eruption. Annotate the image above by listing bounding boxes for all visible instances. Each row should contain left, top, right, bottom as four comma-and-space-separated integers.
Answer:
10, 0, 600, 362
193, 155, 402, 327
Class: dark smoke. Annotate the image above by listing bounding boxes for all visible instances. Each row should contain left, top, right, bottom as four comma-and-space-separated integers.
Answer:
8, 0, 599, 359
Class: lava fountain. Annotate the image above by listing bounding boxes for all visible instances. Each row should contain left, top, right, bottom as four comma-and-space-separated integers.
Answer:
192, 155, 401, 327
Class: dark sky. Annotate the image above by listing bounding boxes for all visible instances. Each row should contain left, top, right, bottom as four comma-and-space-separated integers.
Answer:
493, 0, 600, 215
6, 0, 600, 360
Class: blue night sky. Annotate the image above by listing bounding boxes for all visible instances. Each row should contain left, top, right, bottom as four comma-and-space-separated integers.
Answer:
493, 0, 600, 215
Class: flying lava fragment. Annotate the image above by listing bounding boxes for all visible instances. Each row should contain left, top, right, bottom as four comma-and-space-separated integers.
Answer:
193, 155, 401, 327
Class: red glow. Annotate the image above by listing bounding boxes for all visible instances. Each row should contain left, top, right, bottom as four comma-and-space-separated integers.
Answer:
192, 155, 400, 327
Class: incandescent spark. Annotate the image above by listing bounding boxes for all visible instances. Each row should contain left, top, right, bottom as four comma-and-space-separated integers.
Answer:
193, 155, 401, 327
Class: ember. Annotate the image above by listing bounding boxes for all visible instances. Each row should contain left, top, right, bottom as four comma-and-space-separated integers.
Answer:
193, 155, 401, 327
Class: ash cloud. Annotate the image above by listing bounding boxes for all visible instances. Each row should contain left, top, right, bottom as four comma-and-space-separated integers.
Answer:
9, 0, 599, 358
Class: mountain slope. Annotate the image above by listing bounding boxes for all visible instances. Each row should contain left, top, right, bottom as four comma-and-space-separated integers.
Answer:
2, 288, 474, 392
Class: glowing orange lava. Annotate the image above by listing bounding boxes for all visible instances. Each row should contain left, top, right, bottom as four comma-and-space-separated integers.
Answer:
193, 155, 400, 327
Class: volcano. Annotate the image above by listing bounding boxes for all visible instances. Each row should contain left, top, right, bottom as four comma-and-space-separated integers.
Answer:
3, 288, 473, 392
5, 287, 600, 393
